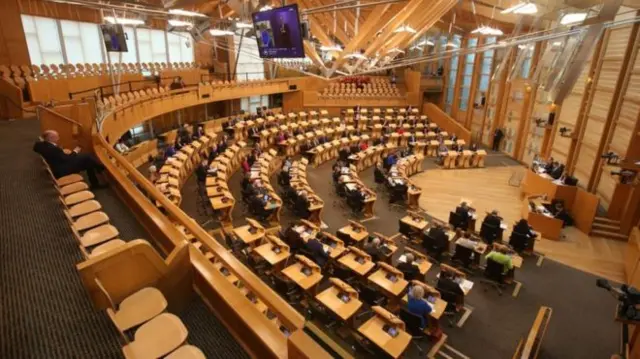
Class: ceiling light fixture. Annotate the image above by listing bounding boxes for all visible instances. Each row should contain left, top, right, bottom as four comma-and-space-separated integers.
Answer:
236, 21, 253, 29
168, 19, 193, 28
209, 29, 235, 36
394, 24, 417, 34
501, 2, 538, 15
417, 39, 435, 46
168, 9, 207, 18
320, 44, 343, 52
387, 48, 405, 54
104, 16, 145, 25
471, 25, 504, 36
446, 42, 459, 48
560, 13, 587, 25
260, 5, 273, 12
346, 52, 368, 60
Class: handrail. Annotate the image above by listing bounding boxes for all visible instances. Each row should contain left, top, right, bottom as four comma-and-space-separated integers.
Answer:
38, 105, 83, 128
93, 129, 307, 353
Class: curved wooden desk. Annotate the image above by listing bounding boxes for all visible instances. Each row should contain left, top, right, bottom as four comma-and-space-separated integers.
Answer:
521, 196, 564, 241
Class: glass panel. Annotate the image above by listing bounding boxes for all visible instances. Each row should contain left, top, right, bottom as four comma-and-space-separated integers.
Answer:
462, 75, 472, 87
479, 75, 490, 91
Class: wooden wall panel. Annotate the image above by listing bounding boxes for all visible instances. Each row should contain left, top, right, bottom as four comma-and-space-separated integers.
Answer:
470, 108, 484, 144
573, 26, 632, 199
502, 79, 526, 157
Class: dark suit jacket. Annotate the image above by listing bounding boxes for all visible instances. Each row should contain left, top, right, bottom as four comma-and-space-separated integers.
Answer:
306, 238, 329, 267
428, 228, 448, 249
483, 214, 501, 228
33, 141, 77, 178
437, 277, 464, 297
397, 262, 419, 281
455, 206, 469, 219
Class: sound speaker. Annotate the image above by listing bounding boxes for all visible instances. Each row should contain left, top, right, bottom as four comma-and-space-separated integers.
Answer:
301, 21, 310, 40
289, 85, 297, 90
548, 111, 556, 126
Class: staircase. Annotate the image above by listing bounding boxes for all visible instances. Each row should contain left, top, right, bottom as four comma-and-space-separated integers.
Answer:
590, 217, 629, 241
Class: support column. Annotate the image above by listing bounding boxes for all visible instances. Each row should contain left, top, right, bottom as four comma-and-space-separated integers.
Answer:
0, 0, 30, 65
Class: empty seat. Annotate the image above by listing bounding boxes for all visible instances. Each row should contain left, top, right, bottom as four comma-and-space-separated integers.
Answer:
64, 190, 95, 206
96, 280, 168, 333
71, 211, 110, 232
73, 223, 119, 247
166, 345, 206, 359
86, 239, 126, 257
67, 200, 102, 218
122, 313, 188, 359
59, 181, 89, 196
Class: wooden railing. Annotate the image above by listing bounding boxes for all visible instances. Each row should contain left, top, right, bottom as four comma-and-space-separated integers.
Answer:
512, 306, 552, 359
88, 80, 332, 357
0, 78, 26, 119
422, 102, 472, 144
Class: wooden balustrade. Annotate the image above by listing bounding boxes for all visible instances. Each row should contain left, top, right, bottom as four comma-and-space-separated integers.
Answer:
422, 102, 472, 144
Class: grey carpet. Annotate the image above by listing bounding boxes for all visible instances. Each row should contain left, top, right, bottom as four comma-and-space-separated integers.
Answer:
0, 119, 247, 359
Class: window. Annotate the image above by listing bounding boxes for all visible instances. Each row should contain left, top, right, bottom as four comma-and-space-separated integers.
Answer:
241, 95, 269, 114
22, 15, 64, 65
234, 35, 265, 80
167, 32, 194, 63
479, 37, 496, 94
60, 20, 104, 65
520, 47, 534, 79
458, 37, 477, 111
445, 35, 462, 114
137, 29, 167, 63
108, 27, 137, 64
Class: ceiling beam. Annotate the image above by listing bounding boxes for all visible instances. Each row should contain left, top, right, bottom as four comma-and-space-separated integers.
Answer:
386, 0, 457, 51
327, 3, 402, 74
303, 0, 351, 45
303, 40, 326, 68
290, 0, 333, 46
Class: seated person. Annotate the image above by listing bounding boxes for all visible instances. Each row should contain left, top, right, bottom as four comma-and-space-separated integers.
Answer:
295, 191, 311, 218
436, 271, 464, 309
455, 232, 478, 250
148, 165, 159, 183
114, 139, 129, 154
397, 253, 420, 281
544, 158, 555, 173
364, 237, 383, 262
305, 236, 329, 267
34, 130, 106, 189
195, 159, 208, 184
406, 285, 432, 330
425, 224, 449, 259
241, 158, 251, 173
550, 163, 565, 180
553, 202, 573, 227
455, 202, 473, 228
483, 210, 502, 228
485, 247, 514, 281
513, 218, 536, 239
165, 143, 177, 158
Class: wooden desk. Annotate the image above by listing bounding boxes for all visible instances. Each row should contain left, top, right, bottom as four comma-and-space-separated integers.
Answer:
400, 214, 428, 232
522, 196, 563, 241
473, 150, 487, 167
491, 243, 524, 268
315, 278, 363, 322
338, 247, 376, 276
520, 170, 577, 210
368, 263, 409, 297
282, 255, 323, 291
320, 233, 347, 259
234, 224, 266, 247
358, 306, 411, 358
338, 223, 369, 245
209, 195, 234, 226
440, 264, 474, 295
253, 235, 291, 268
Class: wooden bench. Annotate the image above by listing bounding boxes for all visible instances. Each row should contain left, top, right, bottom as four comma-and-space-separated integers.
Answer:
513, 306, 552, 359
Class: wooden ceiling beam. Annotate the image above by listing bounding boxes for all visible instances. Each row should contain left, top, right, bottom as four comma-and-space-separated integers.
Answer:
386, 0, 457, 51
303, 0, 351, 45
303, 40, 325, 68
328, 3, 401, 74
290, 0, 333, 46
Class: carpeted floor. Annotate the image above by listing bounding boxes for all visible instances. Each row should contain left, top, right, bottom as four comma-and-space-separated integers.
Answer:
178, 149, 621, 358
0, 119, 247, 359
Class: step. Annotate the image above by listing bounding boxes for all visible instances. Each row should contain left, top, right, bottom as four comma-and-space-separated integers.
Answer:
593, 217, 621, 226
591, 223, 621, 232
591, 229, 629, 241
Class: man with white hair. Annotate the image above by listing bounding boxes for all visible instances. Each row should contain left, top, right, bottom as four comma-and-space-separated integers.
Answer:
364, 237, 383, 262
33, 130, 106, 188
397, 252, 420, 281
406, 285, 432, 329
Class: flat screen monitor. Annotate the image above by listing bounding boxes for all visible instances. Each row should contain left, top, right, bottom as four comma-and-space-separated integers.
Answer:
252, 4, 305, 58
100, 24, 129, 52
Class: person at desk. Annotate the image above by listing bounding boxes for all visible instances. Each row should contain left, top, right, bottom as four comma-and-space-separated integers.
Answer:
295, 191, 311, 219
397, 253, 420, 281
455, 232, 478, 250
406, 285, 432, 330
436, 141, 448, 164
114, 138, 129, 154
339, 145, 350, 162
165, 143, 177, 158
241, 157, 251, 173
544, 157, 555, 173
305, 236, 329, 267
483, 210, 502, 227
513, 219, 536, 240
549, 163, 565, 180
425, 224, 449, 260
364, 237, 383, 263
470, 143, 478, 152
485, 247, 514, 280
455, 202, 473, 229
195, 159, 208, 185
553, 202, 573, 227
436, 271, 464, 302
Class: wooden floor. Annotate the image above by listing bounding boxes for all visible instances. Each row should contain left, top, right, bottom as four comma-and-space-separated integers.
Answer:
413, 165, 627, 283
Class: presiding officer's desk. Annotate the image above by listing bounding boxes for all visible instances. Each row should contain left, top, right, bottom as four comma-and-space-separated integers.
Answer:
521, 195, 564, 241
520, 170, 577, 210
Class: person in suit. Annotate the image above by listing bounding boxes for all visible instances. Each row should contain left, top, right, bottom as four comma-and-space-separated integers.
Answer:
455, 202, 472, 229
397, 253, 420, 281
436, 270, 464, 299
34, 130, 106, 188
492, 128, 504, 151
305, 237, 329, 267
550, 163, 565, 180
364, 237, 383, 262
553, 202, 573, 227
544, 157, 555, 172
513, 219, 536, 239
483, 210, 502, 227
195, 159, 208, 184
427, 224, 449, 255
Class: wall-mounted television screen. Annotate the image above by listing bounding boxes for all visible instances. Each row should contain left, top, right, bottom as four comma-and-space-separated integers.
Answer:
252, 4, 305, 58
100, 24, 129, 52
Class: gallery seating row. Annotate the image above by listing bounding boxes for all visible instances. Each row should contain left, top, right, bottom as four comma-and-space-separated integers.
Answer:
206, 141, 248, 227
286, 158, 325, 226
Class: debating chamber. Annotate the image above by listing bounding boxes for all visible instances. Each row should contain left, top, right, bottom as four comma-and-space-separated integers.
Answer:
3, 0, 640, 357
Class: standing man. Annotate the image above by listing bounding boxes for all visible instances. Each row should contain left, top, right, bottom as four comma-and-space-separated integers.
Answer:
492, 127, 504, 152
